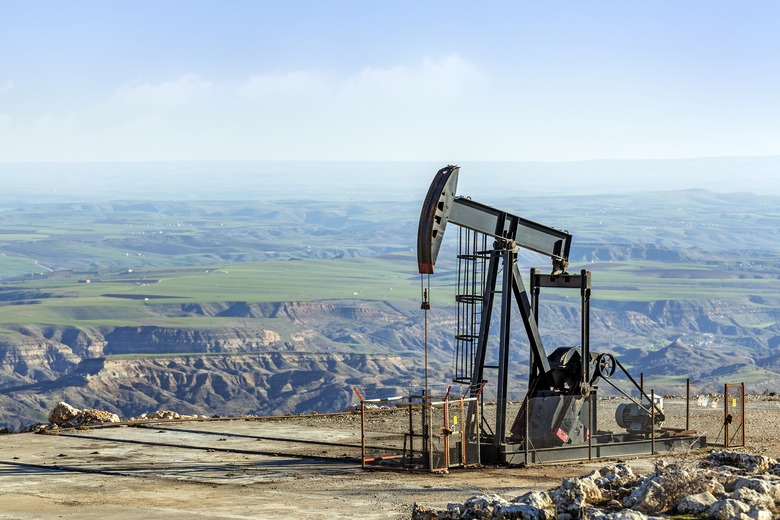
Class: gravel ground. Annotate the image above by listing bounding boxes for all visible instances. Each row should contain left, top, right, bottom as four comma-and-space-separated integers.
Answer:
2, 395, 778, 519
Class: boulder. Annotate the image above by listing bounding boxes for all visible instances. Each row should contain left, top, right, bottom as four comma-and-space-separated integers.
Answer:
513, 491, 554, 511
707, 452, 777, 474
746, 505, 772, 520
733, 477, 780, 505
553, 477, 602, 518
622, 477, 666, 513
461, 493, 510, 519
730, 487, 773, 509
677, 491, 717, 514
48, 402, 78, 426
700, 475, 726, 497
588, 511, 649, 520
595, 464, 637, 489
411, 503, 437, 520
706, 499, 750, 520
493, 503, 549, 520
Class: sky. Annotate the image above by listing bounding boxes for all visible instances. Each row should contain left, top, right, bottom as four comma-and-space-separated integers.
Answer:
1, 1, 780, 163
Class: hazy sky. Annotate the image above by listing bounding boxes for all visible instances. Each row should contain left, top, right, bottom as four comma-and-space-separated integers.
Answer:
1, 1, 779, 163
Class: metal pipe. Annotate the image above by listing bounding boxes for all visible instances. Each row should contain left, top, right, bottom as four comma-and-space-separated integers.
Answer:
460, 397, 467, 465
588, 391, 593, 461
724, 383, 728, 449
443, 392, 450, 470
524, 394, 529, 466
361, 400, 367, 468
741, 382, 746, 447
686, 378, 690, 431
651, 389, 655, 455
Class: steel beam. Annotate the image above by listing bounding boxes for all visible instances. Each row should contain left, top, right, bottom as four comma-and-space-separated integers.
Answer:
449, 197, 572, 270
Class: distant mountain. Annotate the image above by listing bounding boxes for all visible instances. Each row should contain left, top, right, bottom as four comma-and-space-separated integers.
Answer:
1, 156, 780, 206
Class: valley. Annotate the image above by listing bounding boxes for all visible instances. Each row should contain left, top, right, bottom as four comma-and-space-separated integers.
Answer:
1, 190, 780, 430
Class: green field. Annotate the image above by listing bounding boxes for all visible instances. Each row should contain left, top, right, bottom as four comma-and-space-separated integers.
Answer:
1, 193, 780, 331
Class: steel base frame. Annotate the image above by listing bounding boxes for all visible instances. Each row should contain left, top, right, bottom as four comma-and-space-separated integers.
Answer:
481, 434, 707, 465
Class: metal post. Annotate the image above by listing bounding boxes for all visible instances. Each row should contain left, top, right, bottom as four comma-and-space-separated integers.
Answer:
408, 391, 414, 464
524, 394, 529, 466
427, 401, 433, 471
443, 393, 450, 469
741, 382, 746, 447
588, 391, 593, 461
650, 388, 656, 452
724, 383, 728, 449
494, 248, 513, 446
686, 378, 690, 431
460, 397, 467, 465
640, 373, 644, 395
424, 288, 429, 402
581, 270, 591, 387
530, 268, 540, 387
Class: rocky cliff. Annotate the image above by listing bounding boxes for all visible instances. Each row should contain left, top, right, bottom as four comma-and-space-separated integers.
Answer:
2, 296, 780, 431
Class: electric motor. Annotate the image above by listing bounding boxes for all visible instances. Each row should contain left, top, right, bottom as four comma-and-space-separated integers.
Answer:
615, 400, 664, 433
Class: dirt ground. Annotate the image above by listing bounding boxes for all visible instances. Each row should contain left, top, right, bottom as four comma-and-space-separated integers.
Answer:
0, 395, 776, 519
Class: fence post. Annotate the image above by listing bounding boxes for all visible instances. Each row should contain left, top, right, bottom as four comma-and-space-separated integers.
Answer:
443, 392, 450, 470
353, 387, 366, 468
741, 382, 746, 447
724, 383, 728, 449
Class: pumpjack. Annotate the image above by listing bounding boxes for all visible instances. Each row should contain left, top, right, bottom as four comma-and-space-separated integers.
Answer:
417, 166, 704, 464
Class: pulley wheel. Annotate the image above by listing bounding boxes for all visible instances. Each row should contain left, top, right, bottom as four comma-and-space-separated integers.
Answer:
597, 353, 616, 378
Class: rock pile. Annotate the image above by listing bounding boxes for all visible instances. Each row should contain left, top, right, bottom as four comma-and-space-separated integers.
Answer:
128, 410, 207, 421
412, 451, 780, 520
48, 401, 120, 427
15, 403, 212, 434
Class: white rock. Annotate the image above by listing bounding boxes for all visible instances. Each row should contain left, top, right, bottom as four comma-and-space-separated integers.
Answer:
596, 464, 637, 489
623, 476, 666, 513
494, 503, 549, 520
746, 505, 772, 520
48, 402, 79, 426
677, 492, 717, 514
513, 490, 554, 511
463, 493, 510, 517
733, 477, 780, 505
708, 452, 777, 474
707, 499, 750, 520
596, 511, 649, 520
554, 477, 603, 517
731, 487, 773, 509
